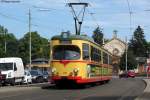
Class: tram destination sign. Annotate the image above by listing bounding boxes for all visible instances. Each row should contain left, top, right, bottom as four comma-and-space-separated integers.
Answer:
60, 40, 72, 44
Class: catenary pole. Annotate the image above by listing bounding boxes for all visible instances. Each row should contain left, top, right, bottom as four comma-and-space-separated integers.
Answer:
29, 9, 31, 70
125, 36, 128, 71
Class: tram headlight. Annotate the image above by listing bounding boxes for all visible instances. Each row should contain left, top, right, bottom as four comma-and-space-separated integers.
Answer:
52, 68, 56, 75
73, 68, 79, 76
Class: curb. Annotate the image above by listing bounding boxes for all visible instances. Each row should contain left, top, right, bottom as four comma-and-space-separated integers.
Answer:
135, 79, 150, 100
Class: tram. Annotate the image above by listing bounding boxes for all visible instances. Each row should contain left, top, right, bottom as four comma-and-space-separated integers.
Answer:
50, 32, 113, 86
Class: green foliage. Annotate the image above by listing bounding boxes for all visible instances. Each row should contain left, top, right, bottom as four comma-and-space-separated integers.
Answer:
0, 25, 50, 64
5, 33, 18, 57
119, 49, 137, 70
120, 25, 147, 70
0, 25, 17, 57
92, 27, 104, 45
128, 26, 148, 57
18, 31, 50, 64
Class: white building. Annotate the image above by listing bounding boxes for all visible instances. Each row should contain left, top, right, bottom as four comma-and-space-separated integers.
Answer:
104, 31, 127, 74
104, 31, 127, 57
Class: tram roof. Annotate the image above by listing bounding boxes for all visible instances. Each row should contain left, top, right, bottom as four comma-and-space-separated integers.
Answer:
51, 34, 94, 42
51, 33, 113, 55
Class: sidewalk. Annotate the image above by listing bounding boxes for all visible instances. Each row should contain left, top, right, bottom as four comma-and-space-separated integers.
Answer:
135, 79, 150, 100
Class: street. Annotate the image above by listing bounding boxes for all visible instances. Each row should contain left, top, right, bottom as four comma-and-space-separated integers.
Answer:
0, 78, 146, 100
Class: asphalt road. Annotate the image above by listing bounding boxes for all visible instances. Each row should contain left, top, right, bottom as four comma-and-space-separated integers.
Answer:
0, 78, 146, 100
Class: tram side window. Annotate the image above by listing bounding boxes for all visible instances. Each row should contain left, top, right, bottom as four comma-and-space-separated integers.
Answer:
109, 56, 112, 65
91, 46, 101, 62
103, 52, 108, 64
83, 43, 90, 60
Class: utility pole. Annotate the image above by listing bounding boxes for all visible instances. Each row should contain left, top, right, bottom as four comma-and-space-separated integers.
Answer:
4, 29, 7, 53
29, 9, 31, 70
126, 0, 132, 72
125, 36, 128, 72
126, 0, 132, 35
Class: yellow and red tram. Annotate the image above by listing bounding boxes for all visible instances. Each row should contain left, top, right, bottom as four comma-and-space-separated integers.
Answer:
50, 32, 113, 85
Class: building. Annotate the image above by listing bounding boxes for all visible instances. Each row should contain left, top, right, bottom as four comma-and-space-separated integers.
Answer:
104, 31, 127, 57
104, 31, 127, 74
26, 58, 51, 72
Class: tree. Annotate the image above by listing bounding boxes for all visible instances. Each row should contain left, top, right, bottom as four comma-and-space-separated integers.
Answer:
128, 26, 148, 57
18, 31, 50, 64
0, 25, 6, 57
119, 49, 137, 70
0, 25, 18, 57
4, 33, 18, 57
92, 27, 104, 45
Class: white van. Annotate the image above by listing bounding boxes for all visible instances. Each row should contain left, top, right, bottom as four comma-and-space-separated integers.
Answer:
0, 57, 24, 85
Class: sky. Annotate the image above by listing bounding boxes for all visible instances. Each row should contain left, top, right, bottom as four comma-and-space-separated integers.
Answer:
0, 0, 150, 41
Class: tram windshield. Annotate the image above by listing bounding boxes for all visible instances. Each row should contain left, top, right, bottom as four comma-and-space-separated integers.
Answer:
53, 45, 80, 60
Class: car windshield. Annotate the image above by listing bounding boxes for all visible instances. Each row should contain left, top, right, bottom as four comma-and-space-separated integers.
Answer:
24, 71, 27, 75
0, 63, 13, 71
53, 45, 80, 60
30, 71, 38, 76
43, 71, 48, 75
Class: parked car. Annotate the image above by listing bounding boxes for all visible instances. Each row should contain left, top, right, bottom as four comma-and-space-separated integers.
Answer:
127, 71, 135, 78
30, 70, 44, 83
119, 71, 128, 78
42, 71, 49, 82
23, 70, 32, 84
119, 71, 135, 78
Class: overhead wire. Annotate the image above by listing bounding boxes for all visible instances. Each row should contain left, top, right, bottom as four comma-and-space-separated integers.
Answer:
0, 11, 38, 27
0, 10, 61, 32
87, 9, 100, 28
126, 0, 132, 34
0, 1, 69, 31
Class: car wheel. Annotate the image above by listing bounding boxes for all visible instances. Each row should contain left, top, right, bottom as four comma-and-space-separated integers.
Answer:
29, 79, 32, 84
11, 79, 15, 86
36, 77, 43, 83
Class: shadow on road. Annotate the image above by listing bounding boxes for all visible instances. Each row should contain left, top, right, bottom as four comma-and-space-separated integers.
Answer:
41, 81, 110, 90
81, 96, 137, 100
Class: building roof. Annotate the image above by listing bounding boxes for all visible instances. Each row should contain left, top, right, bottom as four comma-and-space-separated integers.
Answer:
104, 35, 127, 57
108, 37, 126, 45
